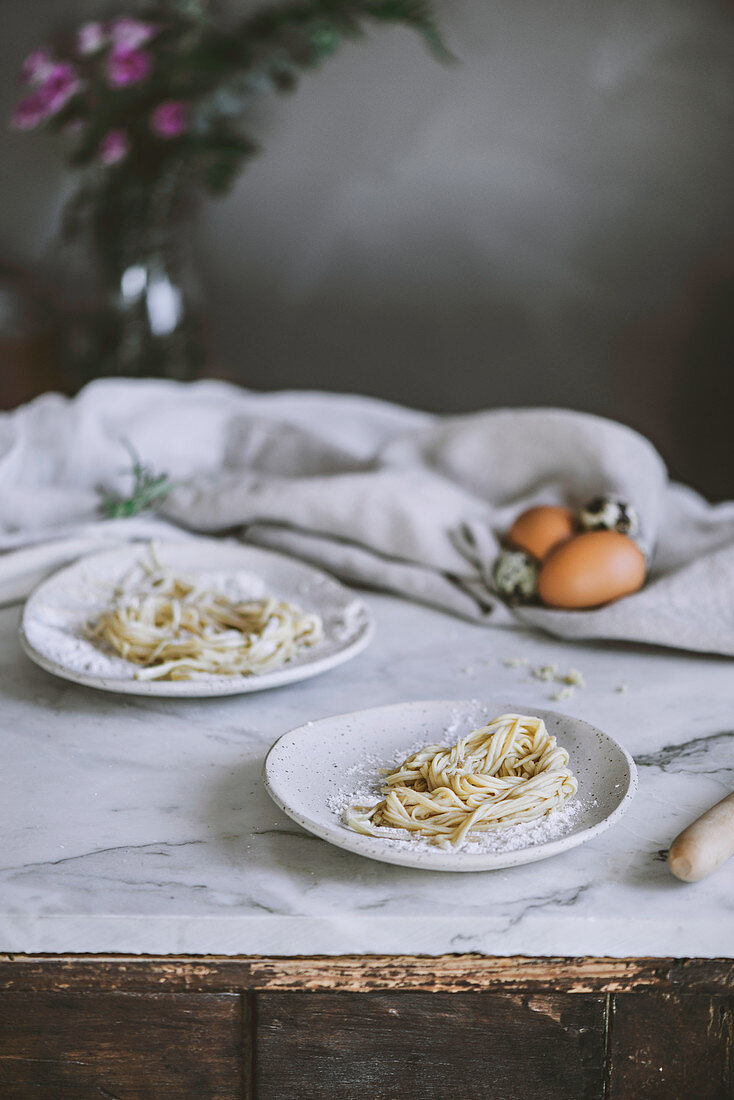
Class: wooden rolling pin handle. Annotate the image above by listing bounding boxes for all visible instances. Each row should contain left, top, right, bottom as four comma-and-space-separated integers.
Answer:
668, 793, 734, 882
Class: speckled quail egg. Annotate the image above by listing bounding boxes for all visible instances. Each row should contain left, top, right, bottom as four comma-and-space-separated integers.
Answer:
579, 495, 639, 537
492, 549, 539, 603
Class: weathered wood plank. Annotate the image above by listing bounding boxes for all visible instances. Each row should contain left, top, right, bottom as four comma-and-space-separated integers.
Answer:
256, 991, 606, 1100
0, 992, 245, 1099
1, 954, 733, 995
609, 992, 733, 1098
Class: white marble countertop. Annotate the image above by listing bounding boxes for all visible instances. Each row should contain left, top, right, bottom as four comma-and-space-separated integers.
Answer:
2, 591, 733, 958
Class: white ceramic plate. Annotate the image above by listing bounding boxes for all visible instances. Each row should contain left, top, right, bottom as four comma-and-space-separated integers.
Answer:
264, 699, 637, 871
20, 540, 374, 697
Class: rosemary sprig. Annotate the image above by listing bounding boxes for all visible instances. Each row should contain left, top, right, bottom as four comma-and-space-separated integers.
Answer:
100, 440, 174, 518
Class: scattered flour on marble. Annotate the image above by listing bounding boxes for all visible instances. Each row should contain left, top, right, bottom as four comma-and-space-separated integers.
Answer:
531, 664, 558, 682
503, 654, 588, 702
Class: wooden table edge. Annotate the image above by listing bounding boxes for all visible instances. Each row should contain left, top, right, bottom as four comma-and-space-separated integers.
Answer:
1, 953, 732, 994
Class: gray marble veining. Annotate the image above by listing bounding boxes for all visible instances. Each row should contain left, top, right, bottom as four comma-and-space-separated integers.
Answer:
1, 594, 733, 957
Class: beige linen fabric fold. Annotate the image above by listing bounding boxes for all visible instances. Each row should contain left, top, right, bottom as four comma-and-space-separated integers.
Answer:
2, 377, 734, 655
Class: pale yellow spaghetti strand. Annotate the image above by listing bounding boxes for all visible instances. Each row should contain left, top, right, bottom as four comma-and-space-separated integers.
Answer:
346, 713, 577, 847
89, 559, 323, 681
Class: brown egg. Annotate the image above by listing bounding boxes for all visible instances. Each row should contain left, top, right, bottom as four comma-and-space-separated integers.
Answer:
508, 506, 576, 561
538, 530, 646, 609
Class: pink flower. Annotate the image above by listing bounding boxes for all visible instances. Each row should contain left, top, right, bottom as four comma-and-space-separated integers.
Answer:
150, 100, 187, 139
19, 48, 54, 86
109, 17, 157, 49
77, 22, 106, 56
41, 62, 83, 114
107, 46, 152, 88
11, 62, 81, 129
99, 128, 129, 166
11, 91, 49, 131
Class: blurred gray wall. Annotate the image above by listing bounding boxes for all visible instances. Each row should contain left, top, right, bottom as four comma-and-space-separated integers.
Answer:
2, 1, 734, 494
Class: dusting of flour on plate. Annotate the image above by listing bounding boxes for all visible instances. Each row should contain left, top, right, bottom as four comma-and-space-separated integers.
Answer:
22, 547, 371, 683
24, 568, 271, 678
327, 710, 585, 855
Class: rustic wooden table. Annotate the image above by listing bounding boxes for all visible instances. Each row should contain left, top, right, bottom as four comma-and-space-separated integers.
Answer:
1, 594, 732, 1097
2, 954, 733, 1097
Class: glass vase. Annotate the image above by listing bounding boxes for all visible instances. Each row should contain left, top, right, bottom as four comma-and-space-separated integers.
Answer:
64, 171, 207, 385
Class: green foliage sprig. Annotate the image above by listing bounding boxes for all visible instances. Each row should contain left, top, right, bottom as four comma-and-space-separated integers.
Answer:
100, 440, 173, 517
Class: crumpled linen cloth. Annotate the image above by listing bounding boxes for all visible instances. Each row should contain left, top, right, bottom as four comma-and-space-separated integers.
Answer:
2, 377, 734, 656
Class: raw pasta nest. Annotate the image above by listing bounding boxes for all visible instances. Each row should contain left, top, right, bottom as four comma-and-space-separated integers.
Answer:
346, 713, 577, 847
89, 557, 323, 680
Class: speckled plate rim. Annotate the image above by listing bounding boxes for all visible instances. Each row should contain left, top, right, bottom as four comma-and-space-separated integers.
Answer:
20, 540, 375, 697
264, 699, 638, 872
